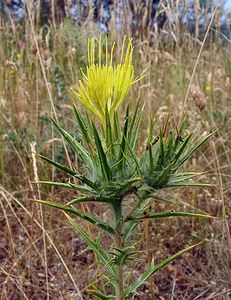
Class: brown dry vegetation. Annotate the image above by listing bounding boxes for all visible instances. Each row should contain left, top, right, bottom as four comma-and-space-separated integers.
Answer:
0, 7, 231, 300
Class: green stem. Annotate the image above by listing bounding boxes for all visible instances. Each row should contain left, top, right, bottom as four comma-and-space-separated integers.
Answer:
113, 200, 122, 224
113, 200, 124, 300
115, 233, 124, 300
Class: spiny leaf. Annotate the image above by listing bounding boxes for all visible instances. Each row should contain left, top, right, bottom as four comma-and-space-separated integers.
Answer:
105, 105, 113, 148
174, 132, 193, 162
73, 103, 92, 144
109, 246, 138, 266
67, 196, 97, 205
130, 111, 142, 151
116, 177, 141, 195
147, 116, 154, 147
113, 111, 121, 142
126, 210, 214, 221
170, 172, 203, 180
50, 116, 94, 171
124, 137, 142, 174
163, 172, 210, 188
68, 181, 97, 192
165, 181, 213, 187
38, 154, 97, 190
158, 130, 164, 167
127, 99, 140, 143
92, 122, 112, 181
88, 287, 113, 300
66, 214, 116, 279
126, 242, 203, 296
105, 104, 115, 158
123, 222, 138, 241
175, 131, 215, 169
67, 195, 112, 205
153, 160, 175, 187
146, 194, 176, 204
37, 180, 95, 194
118, 107, 129, 171
38, 154, 77, 177
147, 117, 154, 173
37, 200, 115, 234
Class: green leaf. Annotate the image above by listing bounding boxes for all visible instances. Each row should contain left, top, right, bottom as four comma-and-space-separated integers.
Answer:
165, 181, 213, 187
174, 132, 193, 162
117, 177, 141, 195
105, 105, 113, 151
175, 131, 215, 169
37, 180, 96, 194
146, 194, 176, 204
38, 154, 77, 177
130, 111, 142, 151
92, 122, 112, 181
153, 160, 175, 187
148, 144, 153, 174
126, 210, 214, 221
126, 242, 203, 296
147, 116, 154, 147
165, 172, 212, 187
38, 154, 97, 190
113, 111, 121, 142
124, 137, 142, 175
73, 104, 92, 145
37, 200, 115, 234
127, 99, 140, 143
67, 195, 112, 205
66, 214, 116, 279
170, 172, 203, 180
164, 132, 174, 162
118, 107, 129, 171
67, 196, 97, 205
147, 117, 154, 173
158, 130, 164, 166
50, 116, 94, 171
70, 177, 97, 191
123, 222, 138, 241
88, 287, 113, 300
109, 246, 139, 266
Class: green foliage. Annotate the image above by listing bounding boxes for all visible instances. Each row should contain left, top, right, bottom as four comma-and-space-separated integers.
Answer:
125, 242, 203, 297
38, 101, 213, 299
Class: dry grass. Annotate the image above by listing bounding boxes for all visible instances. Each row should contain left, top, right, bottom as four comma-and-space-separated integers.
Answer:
0, 7, 231, 300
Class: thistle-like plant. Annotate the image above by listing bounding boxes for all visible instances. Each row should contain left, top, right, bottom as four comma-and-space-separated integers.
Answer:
38, 36, 213, 299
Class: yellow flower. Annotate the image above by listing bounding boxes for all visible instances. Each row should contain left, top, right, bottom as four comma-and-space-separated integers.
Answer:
70, 35, 139, 124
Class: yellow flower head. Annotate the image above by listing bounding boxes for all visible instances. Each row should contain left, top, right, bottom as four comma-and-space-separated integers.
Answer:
70, 35, 138, 124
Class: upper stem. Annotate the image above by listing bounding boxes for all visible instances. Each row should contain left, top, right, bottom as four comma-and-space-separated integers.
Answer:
113, 200, 123, 224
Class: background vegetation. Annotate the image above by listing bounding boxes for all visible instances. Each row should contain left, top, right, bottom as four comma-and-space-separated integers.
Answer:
0, 2, 231, 299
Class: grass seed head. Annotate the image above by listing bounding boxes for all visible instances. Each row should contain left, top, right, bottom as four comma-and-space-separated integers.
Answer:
190, 84, 207, 111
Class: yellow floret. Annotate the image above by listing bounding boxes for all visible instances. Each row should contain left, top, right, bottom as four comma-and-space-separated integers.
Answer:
70, 35, 139, 124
